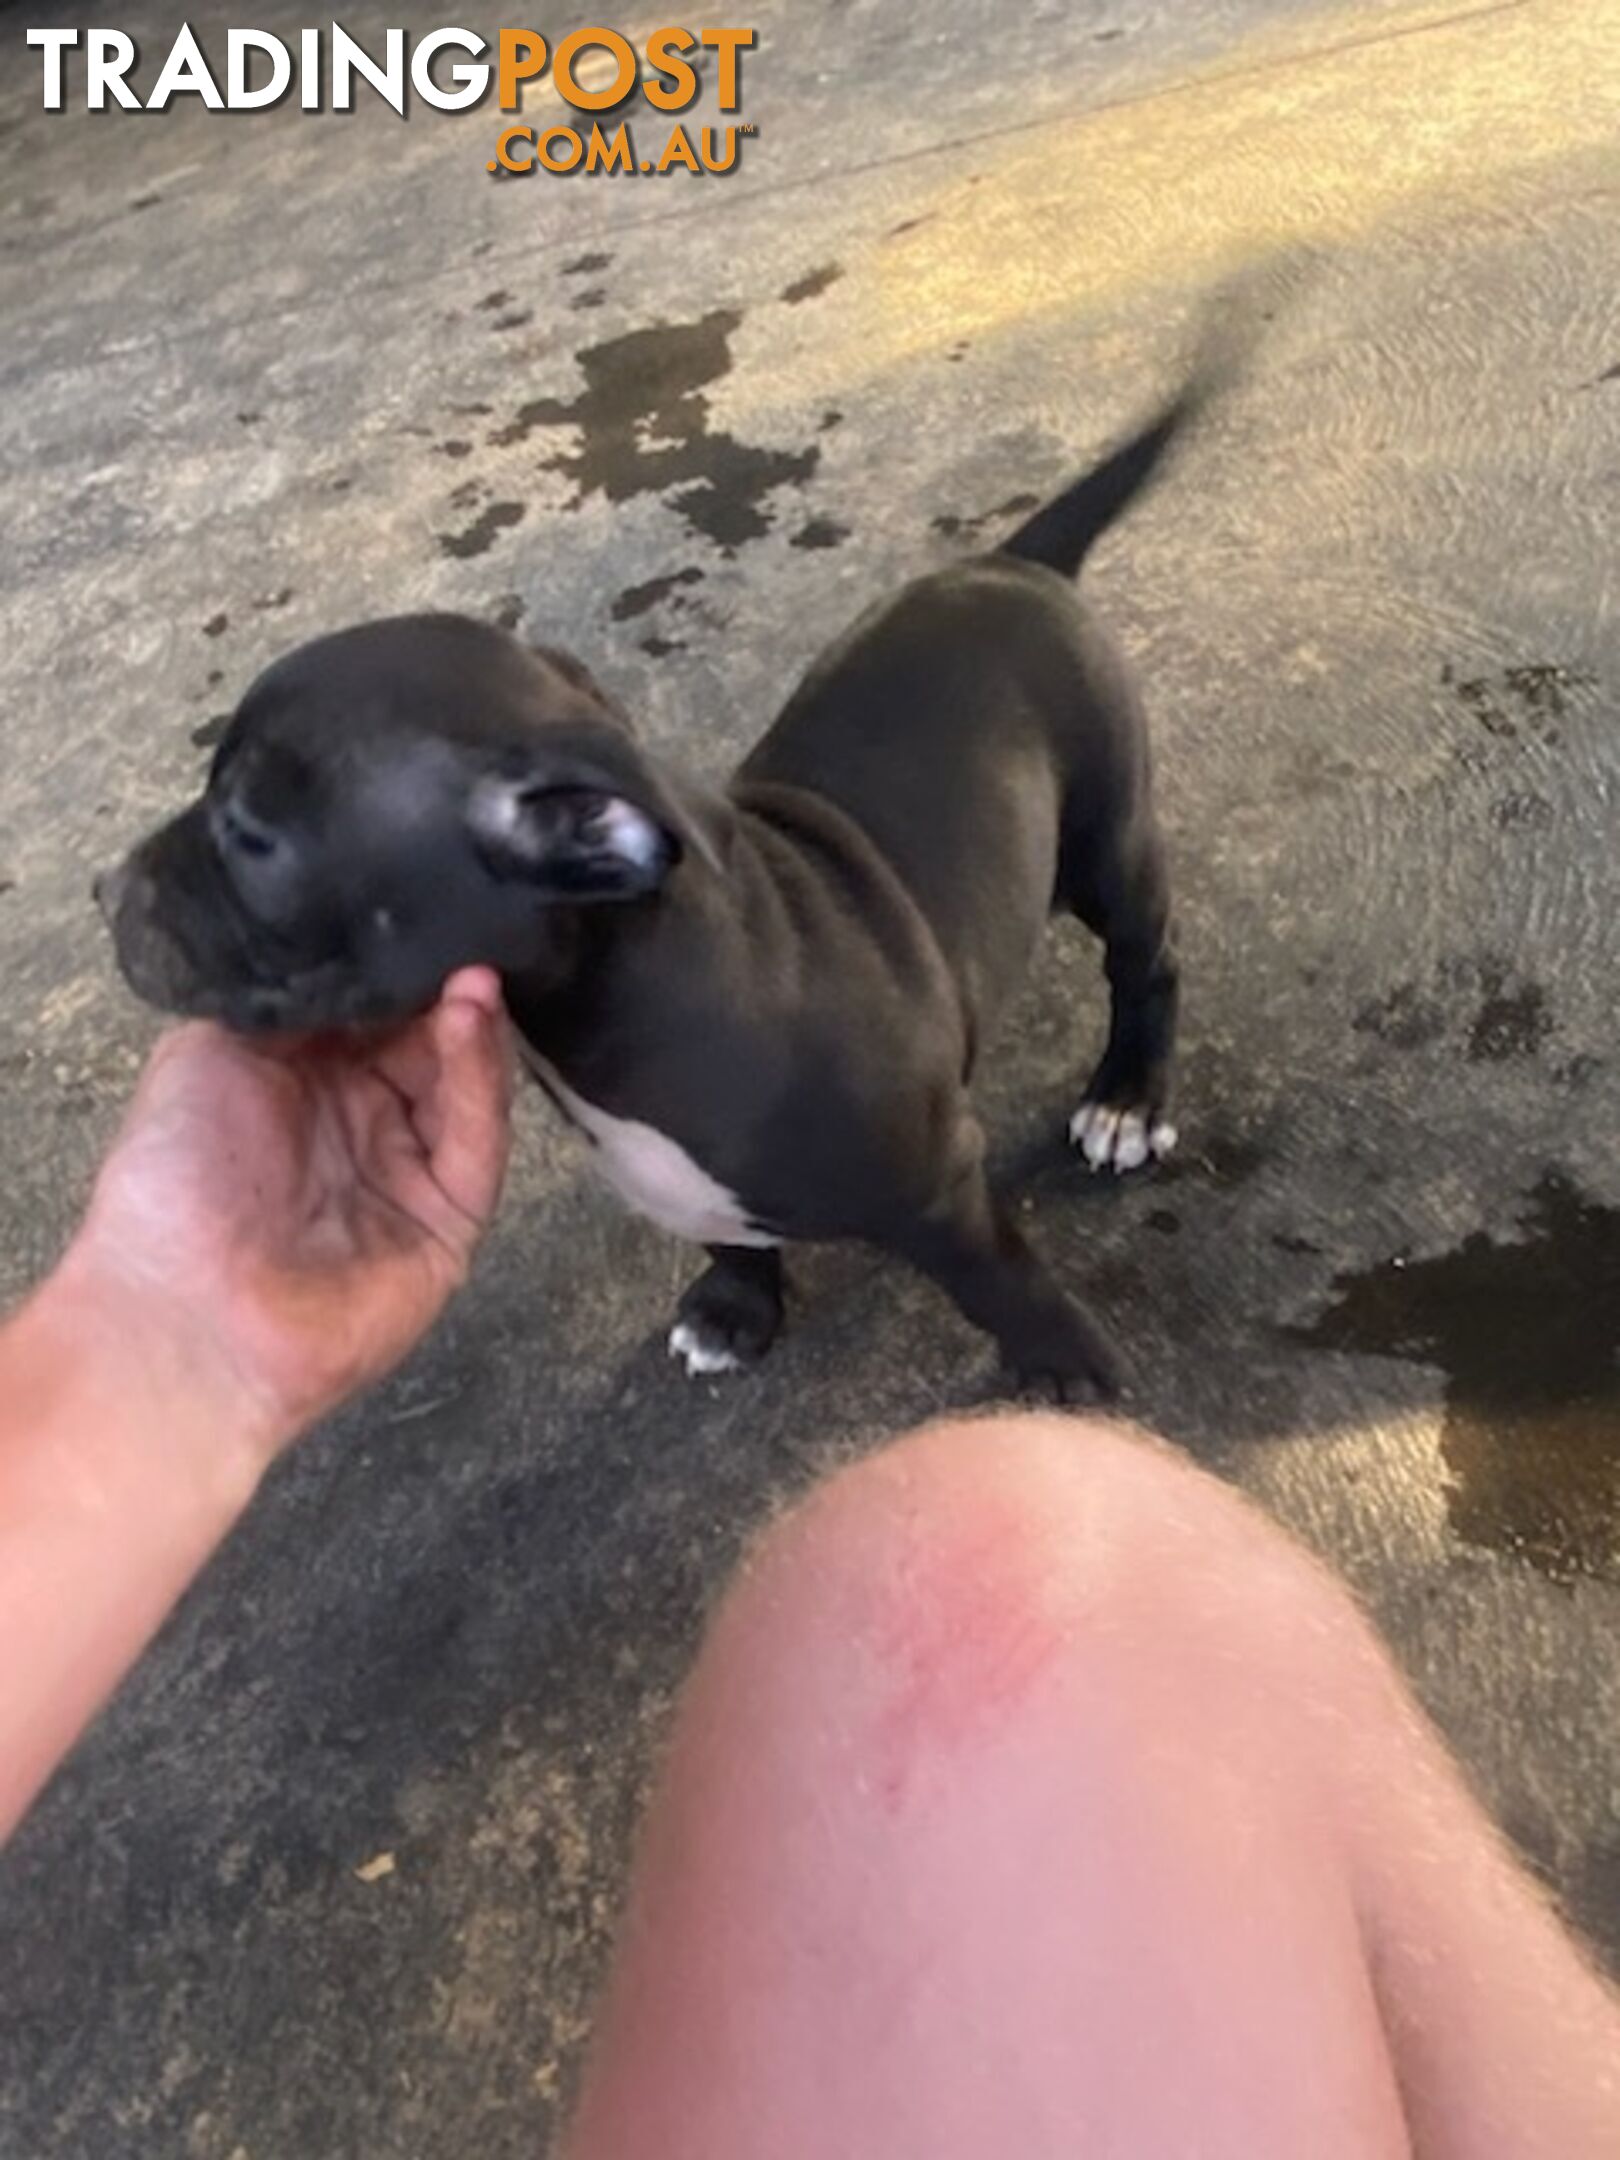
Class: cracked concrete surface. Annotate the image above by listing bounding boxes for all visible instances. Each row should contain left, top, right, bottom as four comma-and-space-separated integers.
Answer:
1, 1, 1617, 2153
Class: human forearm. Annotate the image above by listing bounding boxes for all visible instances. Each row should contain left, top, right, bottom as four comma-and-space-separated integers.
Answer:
0, 974, 509, 1844
0, 1260, 274, 1841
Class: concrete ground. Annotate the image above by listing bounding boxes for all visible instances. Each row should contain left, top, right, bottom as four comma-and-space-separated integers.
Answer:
2, 0, 1617, 2151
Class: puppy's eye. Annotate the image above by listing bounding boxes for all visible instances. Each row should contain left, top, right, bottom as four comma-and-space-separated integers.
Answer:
218, 803, 282, 861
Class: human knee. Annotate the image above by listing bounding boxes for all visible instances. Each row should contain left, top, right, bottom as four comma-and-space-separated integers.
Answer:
730, 1412, 1359, 1710
756, 1411, 1227, 1602
670, 1412, 1391, 1905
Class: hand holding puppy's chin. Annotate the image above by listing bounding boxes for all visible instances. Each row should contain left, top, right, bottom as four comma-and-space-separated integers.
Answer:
50, 968, 513, 1471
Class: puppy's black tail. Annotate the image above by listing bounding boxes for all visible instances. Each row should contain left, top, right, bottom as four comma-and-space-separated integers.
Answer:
999, 259, 1301, 578
998, 387, 1205, 579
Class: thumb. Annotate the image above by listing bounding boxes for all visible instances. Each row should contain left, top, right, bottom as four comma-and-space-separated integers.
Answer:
424, 986, 513, 1237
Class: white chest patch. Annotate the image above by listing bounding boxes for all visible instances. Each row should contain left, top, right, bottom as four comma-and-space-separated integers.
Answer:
520, 1044, 776, 1249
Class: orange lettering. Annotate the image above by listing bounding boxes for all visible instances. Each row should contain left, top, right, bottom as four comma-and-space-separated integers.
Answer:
497, 29, 547, 110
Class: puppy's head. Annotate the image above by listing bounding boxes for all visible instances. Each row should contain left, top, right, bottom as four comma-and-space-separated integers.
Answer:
98, 612, 713, 1032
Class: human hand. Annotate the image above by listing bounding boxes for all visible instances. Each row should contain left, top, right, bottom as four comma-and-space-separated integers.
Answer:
57, 968, 513, 1463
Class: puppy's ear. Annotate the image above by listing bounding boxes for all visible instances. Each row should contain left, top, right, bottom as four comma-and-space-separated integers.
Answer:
467, 728, 719, 899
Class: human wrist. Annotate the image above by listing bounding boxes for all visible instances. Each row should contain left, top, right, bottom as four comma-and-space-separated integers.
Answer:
25, 1245, 288, 1503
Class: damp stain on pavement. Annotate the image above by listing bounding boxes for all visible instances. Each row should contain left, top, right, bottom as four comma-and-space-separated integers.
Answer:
437, 499, 526, 560
789, 516, 850, 550
1290, 1171, 1620, 1584
780, 262, 844, 305
1354, 957, 1556, 1063
610, 566, 705, 620
492, 312, 820, 551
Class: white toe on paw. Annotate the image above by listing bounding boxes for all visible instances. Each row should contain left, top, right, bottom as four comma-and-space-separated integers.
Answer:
1069, 1102, 1177, 1173
1067, 1101, 1105, 1158
1112, 1113, 1150, 1173
1080, 1106, 1121, 1169
668, 1321, 744, 1378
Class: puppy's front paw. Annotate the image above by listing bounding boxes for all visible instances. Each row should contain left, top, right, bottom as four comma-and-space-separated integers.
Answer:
668, 1257, 783, 1381
668, 1319, 747, 1378
1068, 1099, 1177, 1175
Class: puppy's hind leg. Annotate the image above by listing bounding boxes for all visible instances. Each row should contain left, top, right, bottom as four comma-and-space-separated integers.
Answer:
1061, 816, 1179, 1175
669, 1246, 785, 1378
890, 1144, 1127, 1402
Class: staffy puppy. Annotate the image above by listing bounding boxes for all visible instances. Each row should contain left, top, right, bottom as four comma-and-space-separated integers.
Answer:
101, 368, 1212, 1399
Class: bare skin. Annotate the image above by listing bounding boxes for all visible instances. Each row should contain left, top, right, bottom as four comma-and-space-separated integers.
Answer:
0, 967, 511, 1839
569, 1419, 1620, 2160
1, 990, 1615, 2154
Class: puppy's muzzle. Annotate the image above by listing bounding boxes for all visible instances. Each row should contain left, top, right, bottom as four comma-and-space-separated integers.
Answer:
95, 856, 212, 1015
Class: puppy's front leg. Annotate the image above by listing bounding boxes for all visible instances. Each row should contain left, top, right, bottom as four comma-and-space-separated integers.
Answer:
669, 1246, 785, 1378
892, 1155, 1125, 1402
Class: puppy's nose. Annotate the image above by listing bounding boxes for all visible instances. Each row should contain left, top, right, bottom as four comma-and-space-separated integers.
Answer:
93, 863, 130, 924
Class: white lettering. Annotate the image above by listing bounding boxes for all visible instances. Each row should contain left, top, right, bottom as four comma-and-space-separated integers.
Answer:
27, 28, 78, 110
86, 30, 139, 111
412, 27, 489, 112
149, 24, 224, 111
227, 30, 292, 111
332, 23, 405, 115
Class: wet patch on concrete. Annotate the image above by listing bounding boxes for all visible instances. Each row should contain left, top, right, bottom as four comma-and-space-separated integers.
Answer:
437, 439, 474, 460
780, 262, 843, 305
932, 490, 1040, 544
1355, 980, 1446, 1050
563, 250, 612, 276
1441, 659, 1595, 748
437, 500, 526, 560
477, 289, 513, 311
789, 516, 850, 550
1468, 972, 1552, 1063
492, 309, 533, 333
1290, 1171, 1620, 1584
1355, 957, 1554, 1062
610, 566, 704, 621
1555, 1052, 1603, 1089
571, 288, 608, 311
1491, 788, 1555, 830
493, 312, 819, 551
